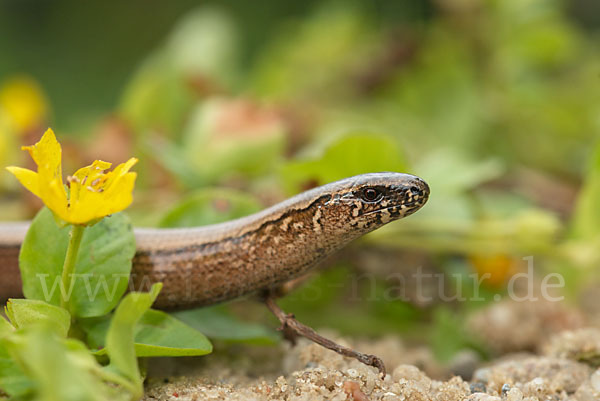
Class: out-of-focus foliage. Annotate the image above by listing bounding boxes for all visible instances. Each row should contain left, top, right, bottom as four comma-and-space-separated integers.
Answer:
120, 8, 239, 135
1, 0, 599, 369
173, 306, 279, 345
158, 187, 261, 228
179, 98, 286, 185
570, 147, 600, 242
280, 133, 408, 194
249, 3, 379, 102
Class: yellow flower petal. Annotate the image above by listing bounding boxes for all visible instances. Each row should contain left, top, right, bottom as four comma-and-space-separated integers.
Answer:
73, 160, 112, 183
22, 129, 62, 177
70, 160, 112, 209
101, 172, 137, 216
5, 166, 40, 197
102, 158, 138, 192
46, 178, 70, 221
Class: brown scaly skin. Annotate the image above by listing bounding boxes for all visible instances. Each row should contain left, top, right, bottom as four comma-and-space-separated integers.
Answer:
0, 172, 429, 309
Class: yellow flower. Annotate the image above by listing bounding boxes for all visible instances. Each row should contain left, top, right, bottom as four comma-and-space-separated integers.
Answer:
469, 253, 517, 288
6, 128, 138, 225
0, 76, 48, 133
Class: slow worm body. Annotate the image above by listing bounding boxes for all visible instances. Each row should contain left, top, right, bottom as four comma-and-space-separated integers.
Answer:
0, 173, 429, 309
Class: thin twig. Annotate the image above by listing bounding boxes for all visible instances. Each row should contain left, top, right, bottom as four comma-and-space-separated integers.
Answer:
263, 295, 386, 378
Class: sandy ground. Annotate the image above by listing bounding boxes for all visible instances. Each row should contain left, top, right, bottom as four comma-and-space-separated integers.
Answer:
142, 299, 600, 401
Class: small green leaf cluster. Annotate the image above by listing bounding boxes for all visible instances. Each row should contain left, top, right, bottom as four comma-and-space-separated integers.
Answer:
0, 208, 212, 401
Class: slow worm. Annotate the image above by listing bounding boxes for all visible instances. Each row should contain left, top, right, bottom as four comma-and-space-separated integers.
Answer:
0, 173, 429, 309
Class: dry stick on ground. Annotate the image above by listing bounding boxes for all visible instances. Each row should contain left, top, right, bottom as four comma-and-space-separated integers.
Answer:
263, 294, 387, 378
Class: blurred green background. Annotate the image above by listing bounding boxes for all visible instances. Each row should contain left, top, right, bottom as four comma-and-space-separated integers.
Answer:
1, 0, 600, 364
0, 0, 431, 128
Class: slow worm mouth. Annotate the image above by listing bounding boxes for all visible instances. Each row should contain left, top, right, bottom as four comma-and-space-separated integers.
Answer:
363, 200, 426, 217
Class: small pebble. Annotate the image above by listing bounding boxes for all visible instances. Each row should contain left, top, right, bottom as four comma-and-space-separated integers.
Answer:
449, 350, 481, 380
343, 381, 369, 401
530, 377, 544, 391
505, 388, 523, 401
391, 364, 430, 387
466, 393, 501, 401
470, 382, 487, 394
591, 369, 600, 393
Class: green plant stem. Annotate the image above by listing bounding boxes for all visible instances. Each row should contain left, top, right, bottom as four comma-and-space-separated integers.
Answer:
60, 224, 85, 310
94, 367, 142, 400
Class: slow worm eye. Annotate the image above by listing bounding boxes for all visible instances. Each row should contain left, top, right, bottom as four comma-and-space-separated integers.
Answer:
362, 187, 381, 202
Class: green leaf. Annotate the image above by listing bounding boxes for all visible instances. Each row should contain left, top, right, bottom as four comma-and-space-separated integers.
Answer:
105, 283, 162, 399
393, 148, 504, 227
414, 149, 504, 196
78, 315, 111, 350
0, 313, 26, 398
124, 309, 212, 356
83, 309, 213, 357
119, 53, 193, 135
280, 133, 408, 194
570, 146, 600, 240
172, 305, 278, 344
145, 137, 202, 188
5, 299, 70, 337
430, 307, 488, 363
159, 188, 262, 228
2, 324, 117, 401
0, 340, 33, 398
19, 208, 136, 318
0, 316, 13, 336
